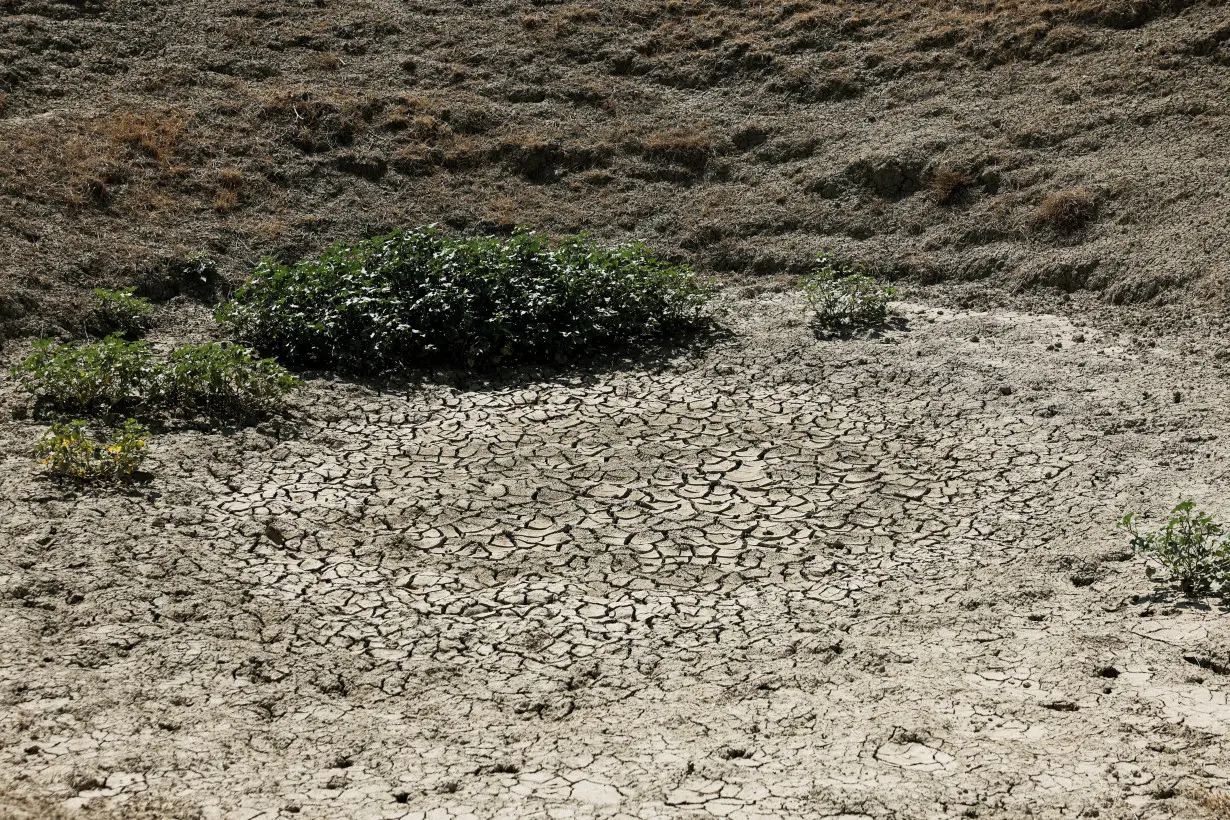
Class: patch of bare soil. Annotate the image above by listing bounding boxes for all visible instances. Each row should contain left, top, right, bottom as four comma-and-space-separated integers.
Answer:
1, 0, 1230, 336
4, 289, 1230, 818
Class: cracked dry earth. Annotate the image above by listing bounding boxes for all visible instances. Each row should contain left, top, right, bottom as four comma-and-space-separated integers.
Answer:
5, 291, 1230, 820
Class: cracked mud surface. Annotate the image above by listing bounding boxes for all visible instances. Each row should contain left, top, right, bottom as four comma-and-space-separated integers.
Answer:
4, 290, 1230, 819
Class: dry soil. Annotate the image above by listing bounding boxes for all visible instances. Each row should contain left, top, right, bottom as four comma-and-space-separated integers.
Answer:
4, 287, 1230, 819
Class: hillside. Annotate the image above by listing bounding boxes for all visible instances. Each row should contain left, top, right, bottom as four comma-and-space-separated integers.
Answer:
2, 0, 1229, 336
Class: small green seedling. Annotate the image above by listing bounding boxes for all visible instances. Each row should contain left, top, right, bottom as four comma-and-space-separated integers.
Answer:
801, 252, 895, 329
1120, 501, 1230, 596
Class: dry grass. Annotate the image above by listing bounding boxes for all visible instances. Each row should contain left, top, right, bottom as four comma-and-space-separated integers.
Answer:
1196, 788, 1230, 818
929, 166, 974, 205
1032, 188, 1098, 232
305, 51, 344, 71
261, 91, 370, 153
639, 130, 713, 156
0, 127, 122, 207
212, 188, 240, 213
99, 112, 187, 163
0, 0, 1218, 341
213, 171, 245, 213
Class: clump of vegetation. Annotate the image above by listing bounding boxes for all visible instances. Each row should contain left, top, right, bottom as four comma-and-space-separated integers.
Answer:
34, 419, 149, 484
928, 166, 973, 205
216, 227, 715, 371
1032, 188, 1097, 232
90, 287, 152, 337
11, 335, 157, 413
159, 342, 301, 417
1120, 501, 1230, 596
11, 336, 298, 419
801, 253, 896, 329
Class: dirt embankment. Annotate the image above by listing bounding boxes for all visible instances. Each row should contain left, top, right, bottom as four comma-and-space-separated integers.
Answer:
1, 0, 1229, 337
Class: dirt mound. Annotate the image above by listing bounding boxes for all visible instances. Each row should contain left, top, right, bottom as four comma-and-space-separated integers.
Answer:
1, 0, 1229, 336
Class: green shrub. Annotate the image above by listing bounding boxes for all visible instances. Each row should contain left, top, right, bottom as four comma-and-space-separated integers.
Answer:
159, 342, 301, 416
11, 335, 156, 413
1120, 501, 1230, 596
802, 253, 895, 329
91, 287, 152, 337
11, 337, 297, 419
216, 227, 715, 371
34, 419, 149, 483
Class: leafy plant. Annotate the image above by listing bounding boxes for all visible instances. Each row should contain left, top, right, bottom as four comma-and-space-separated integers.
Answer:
801, 253, 895, 329
90, 287, 152, 337
158, 342, 301, 416
11, 335, 156, 413
216, 227, 715, 371
34, 419, 149, 483
11, 337, 297, 419
1119, 501, 1230, 596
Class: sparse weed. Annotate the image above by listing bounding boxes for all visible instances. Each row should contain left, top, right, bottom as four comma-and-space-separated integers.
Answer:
34, 418, 149, 484
1120, 501, 1230, 596
217, 227, 715, 371
11, 337, 297, 420
91, 287, 152, 337
802, 253, 895, 329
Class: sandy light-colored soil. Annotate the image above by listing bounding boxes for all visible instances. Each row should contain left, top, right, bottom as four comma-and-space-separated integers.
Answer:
4, 287, 1230, 819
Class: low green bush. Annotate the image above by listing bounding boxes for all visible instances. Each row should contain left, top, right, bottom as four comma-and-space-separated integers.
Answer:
160, 342, 301, 417
91, 287, 152, 337
1120, 501, 1230, 596
11, 336, 298, 419
12, 335, 157, 413
35, 419, 149, 483
216, 227, 715, 371
802, 252, 895, 329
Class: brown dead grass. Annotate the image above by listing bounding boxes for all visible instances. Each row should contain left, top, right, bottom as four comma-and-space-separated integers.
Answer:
305, 51, 344, 71
1032, 188, 1098, 232
1196, 789, 1230, 818
0, 0, 1220, 340
639, 130, 713, 156
930, 166, 974, 205
99, 112, 187, 164
261, 91, 371, 153
213, 170, 245, 213
0, 127, 123, 208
